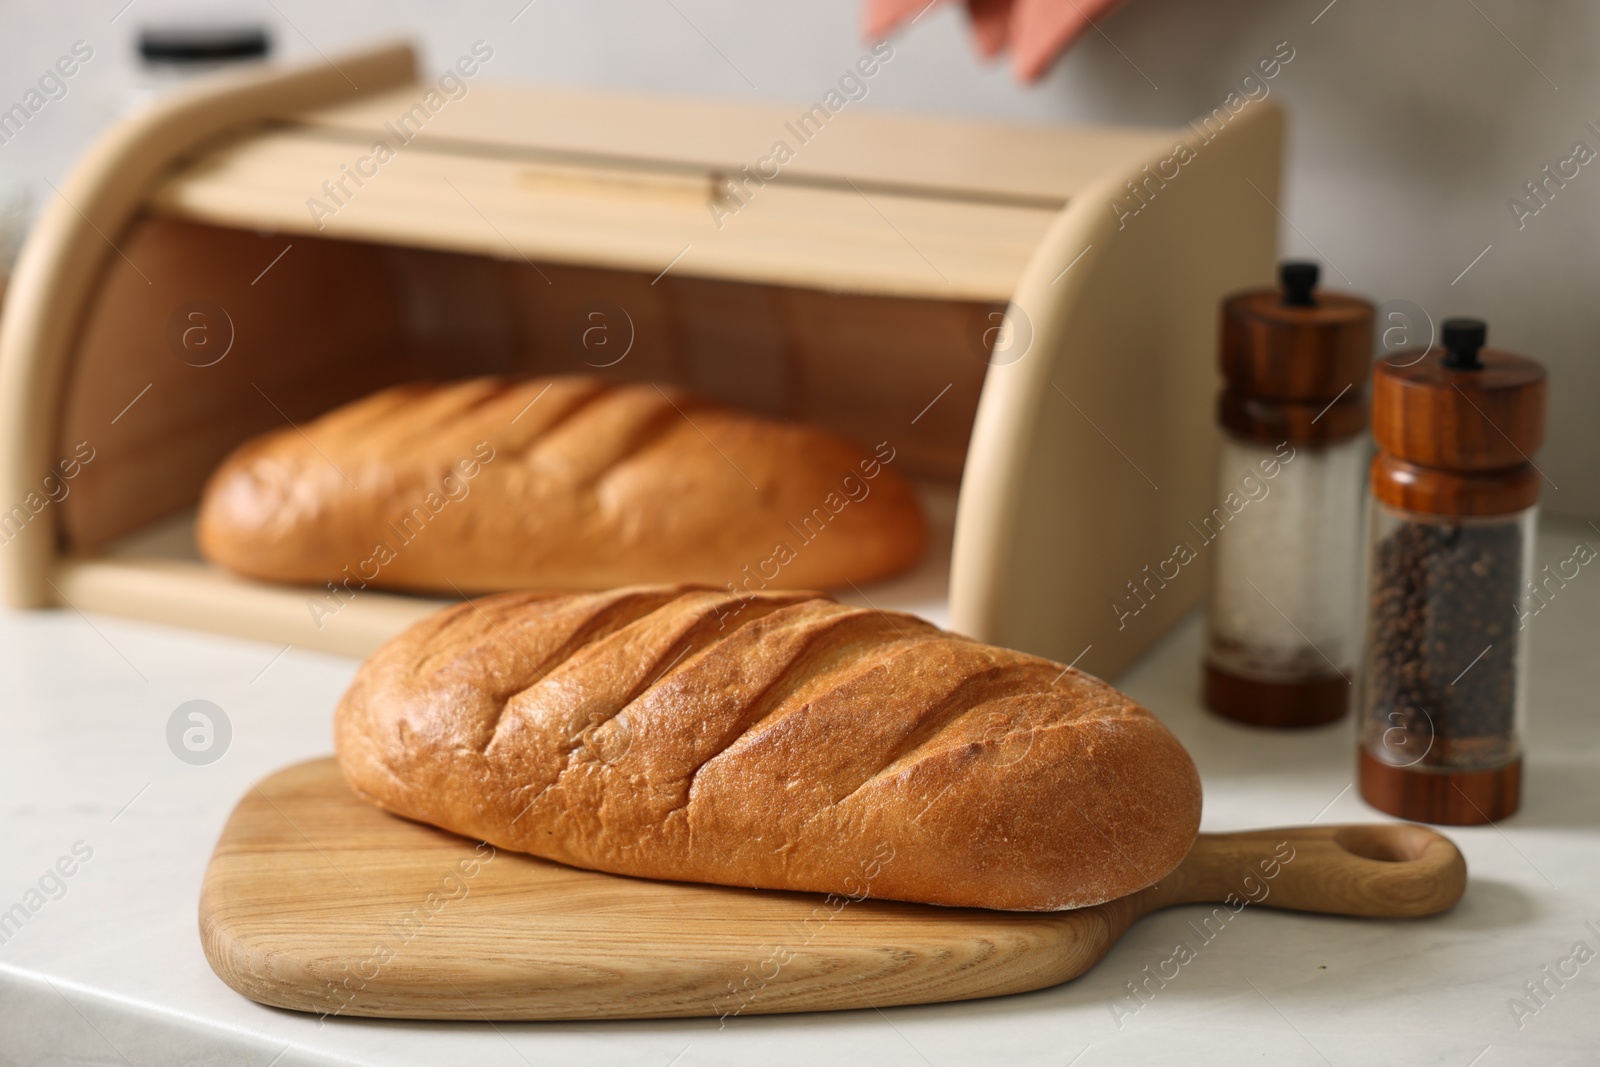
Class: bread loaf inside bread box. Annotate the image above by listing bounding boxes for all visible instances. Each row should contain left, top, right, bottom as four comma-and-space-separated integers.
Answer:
0, 42, 1281, 678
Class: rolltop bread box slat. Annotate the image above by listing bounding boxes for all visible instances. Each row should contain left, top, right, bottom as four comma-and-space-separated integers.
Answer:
0, 41, 1281, 677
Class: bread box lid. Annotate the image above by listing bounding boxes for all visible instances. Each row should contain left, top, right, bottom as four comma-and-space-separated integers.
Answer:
152, 82, 1180, 301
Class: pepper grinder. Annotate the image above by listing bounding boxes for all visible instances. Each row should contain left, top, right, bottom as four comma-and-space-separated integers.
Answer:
1358, 318, 1545, 824
1203, 261, 1373, 727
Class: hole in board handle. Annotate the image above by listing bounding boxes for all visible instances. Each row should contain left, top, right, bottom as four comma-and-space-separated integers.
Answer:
1333, 824, 1437, 864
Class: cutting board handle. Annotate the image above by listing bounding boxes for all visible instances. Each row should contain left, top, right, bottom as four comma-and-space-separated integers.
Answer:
1140, 823, 1467, 919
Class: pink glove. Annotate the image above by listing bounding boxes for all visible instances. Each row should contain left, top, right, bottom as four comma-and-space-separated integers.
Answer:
864, 0, 1128, 83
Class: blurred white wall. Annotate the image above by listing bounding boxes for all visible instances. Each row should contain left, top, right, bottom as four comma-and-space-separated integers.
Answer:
1, 0, 1594, 516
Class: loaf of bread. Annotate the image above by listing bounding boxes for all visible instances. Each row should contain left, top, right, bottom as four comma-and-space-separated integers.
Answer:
198, 377, 925, 594
334, 585, 1202, 911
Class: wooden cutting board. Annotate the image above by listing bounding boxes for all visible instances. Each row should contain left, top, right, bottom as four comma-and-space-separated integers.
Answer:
200, 759, 1466, 1021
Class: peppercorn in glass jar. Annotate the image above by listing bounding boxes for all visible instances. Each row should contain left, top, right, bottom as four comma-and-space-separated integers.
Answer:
1362, 505, 1533, 774
1358, 318, 1545, 824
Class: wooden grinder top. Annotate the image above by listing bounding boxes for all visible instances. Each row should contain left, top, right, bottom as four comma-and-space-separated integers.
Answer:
1371, 318, 1546, 515
1220, 261, 1373, 443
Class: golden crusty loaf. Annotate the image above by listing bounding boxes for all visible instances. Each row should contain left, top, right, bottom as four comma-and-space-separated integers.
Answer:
334, 585, 1202, 911
198, 377, 925, 593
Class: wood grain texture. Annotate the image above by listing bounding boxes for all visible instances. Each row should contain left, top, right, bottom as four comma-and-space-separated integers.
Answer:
1216, 284, 1371, 445
57, 217, 431, 552
1371, 346, 1547, 516
199, 759, 1467, 1020
1359, 746, 1522, 825
1218, 389, 1366, 445
150, 127, 1060, 302
1369, 453, 1541, 517
1216, 385, 1369, 444
294, 82, 1167, 205
1372, 347, 1546, 471
53, 555, 446, 659
1203, 663, 1350, 728
1220, 289, 1374, 402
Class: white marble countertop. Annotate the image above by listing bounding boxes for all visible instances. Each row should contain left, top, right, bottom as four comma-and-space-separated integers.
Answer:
3, 515, 1598, 1066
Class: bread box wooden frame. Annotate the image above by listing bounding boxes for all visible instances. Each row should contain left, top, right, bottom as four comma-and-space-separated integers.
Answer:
0, 42, 1280, 678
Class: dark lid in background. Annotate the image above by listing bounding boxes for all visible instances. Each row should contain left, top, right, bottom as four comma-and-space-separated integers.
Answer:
1221, 260, 1375, 403
139, 26, 270, 65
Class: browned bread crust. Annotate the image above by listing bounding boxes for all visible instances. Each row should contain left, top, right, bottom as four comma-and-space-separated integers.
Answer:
334, 586, 1202, 911
197, 377, 925, 594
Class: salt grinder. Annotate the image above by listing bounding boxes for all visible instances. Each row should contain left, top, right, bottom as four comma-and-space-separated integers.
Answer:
1203, 261, 1373, 727
1358, 318, 1545, 824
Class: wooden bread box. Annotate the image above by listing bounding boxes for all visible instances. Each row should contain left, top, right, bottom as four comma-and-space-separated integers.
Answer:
0, 41, 1281, 677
